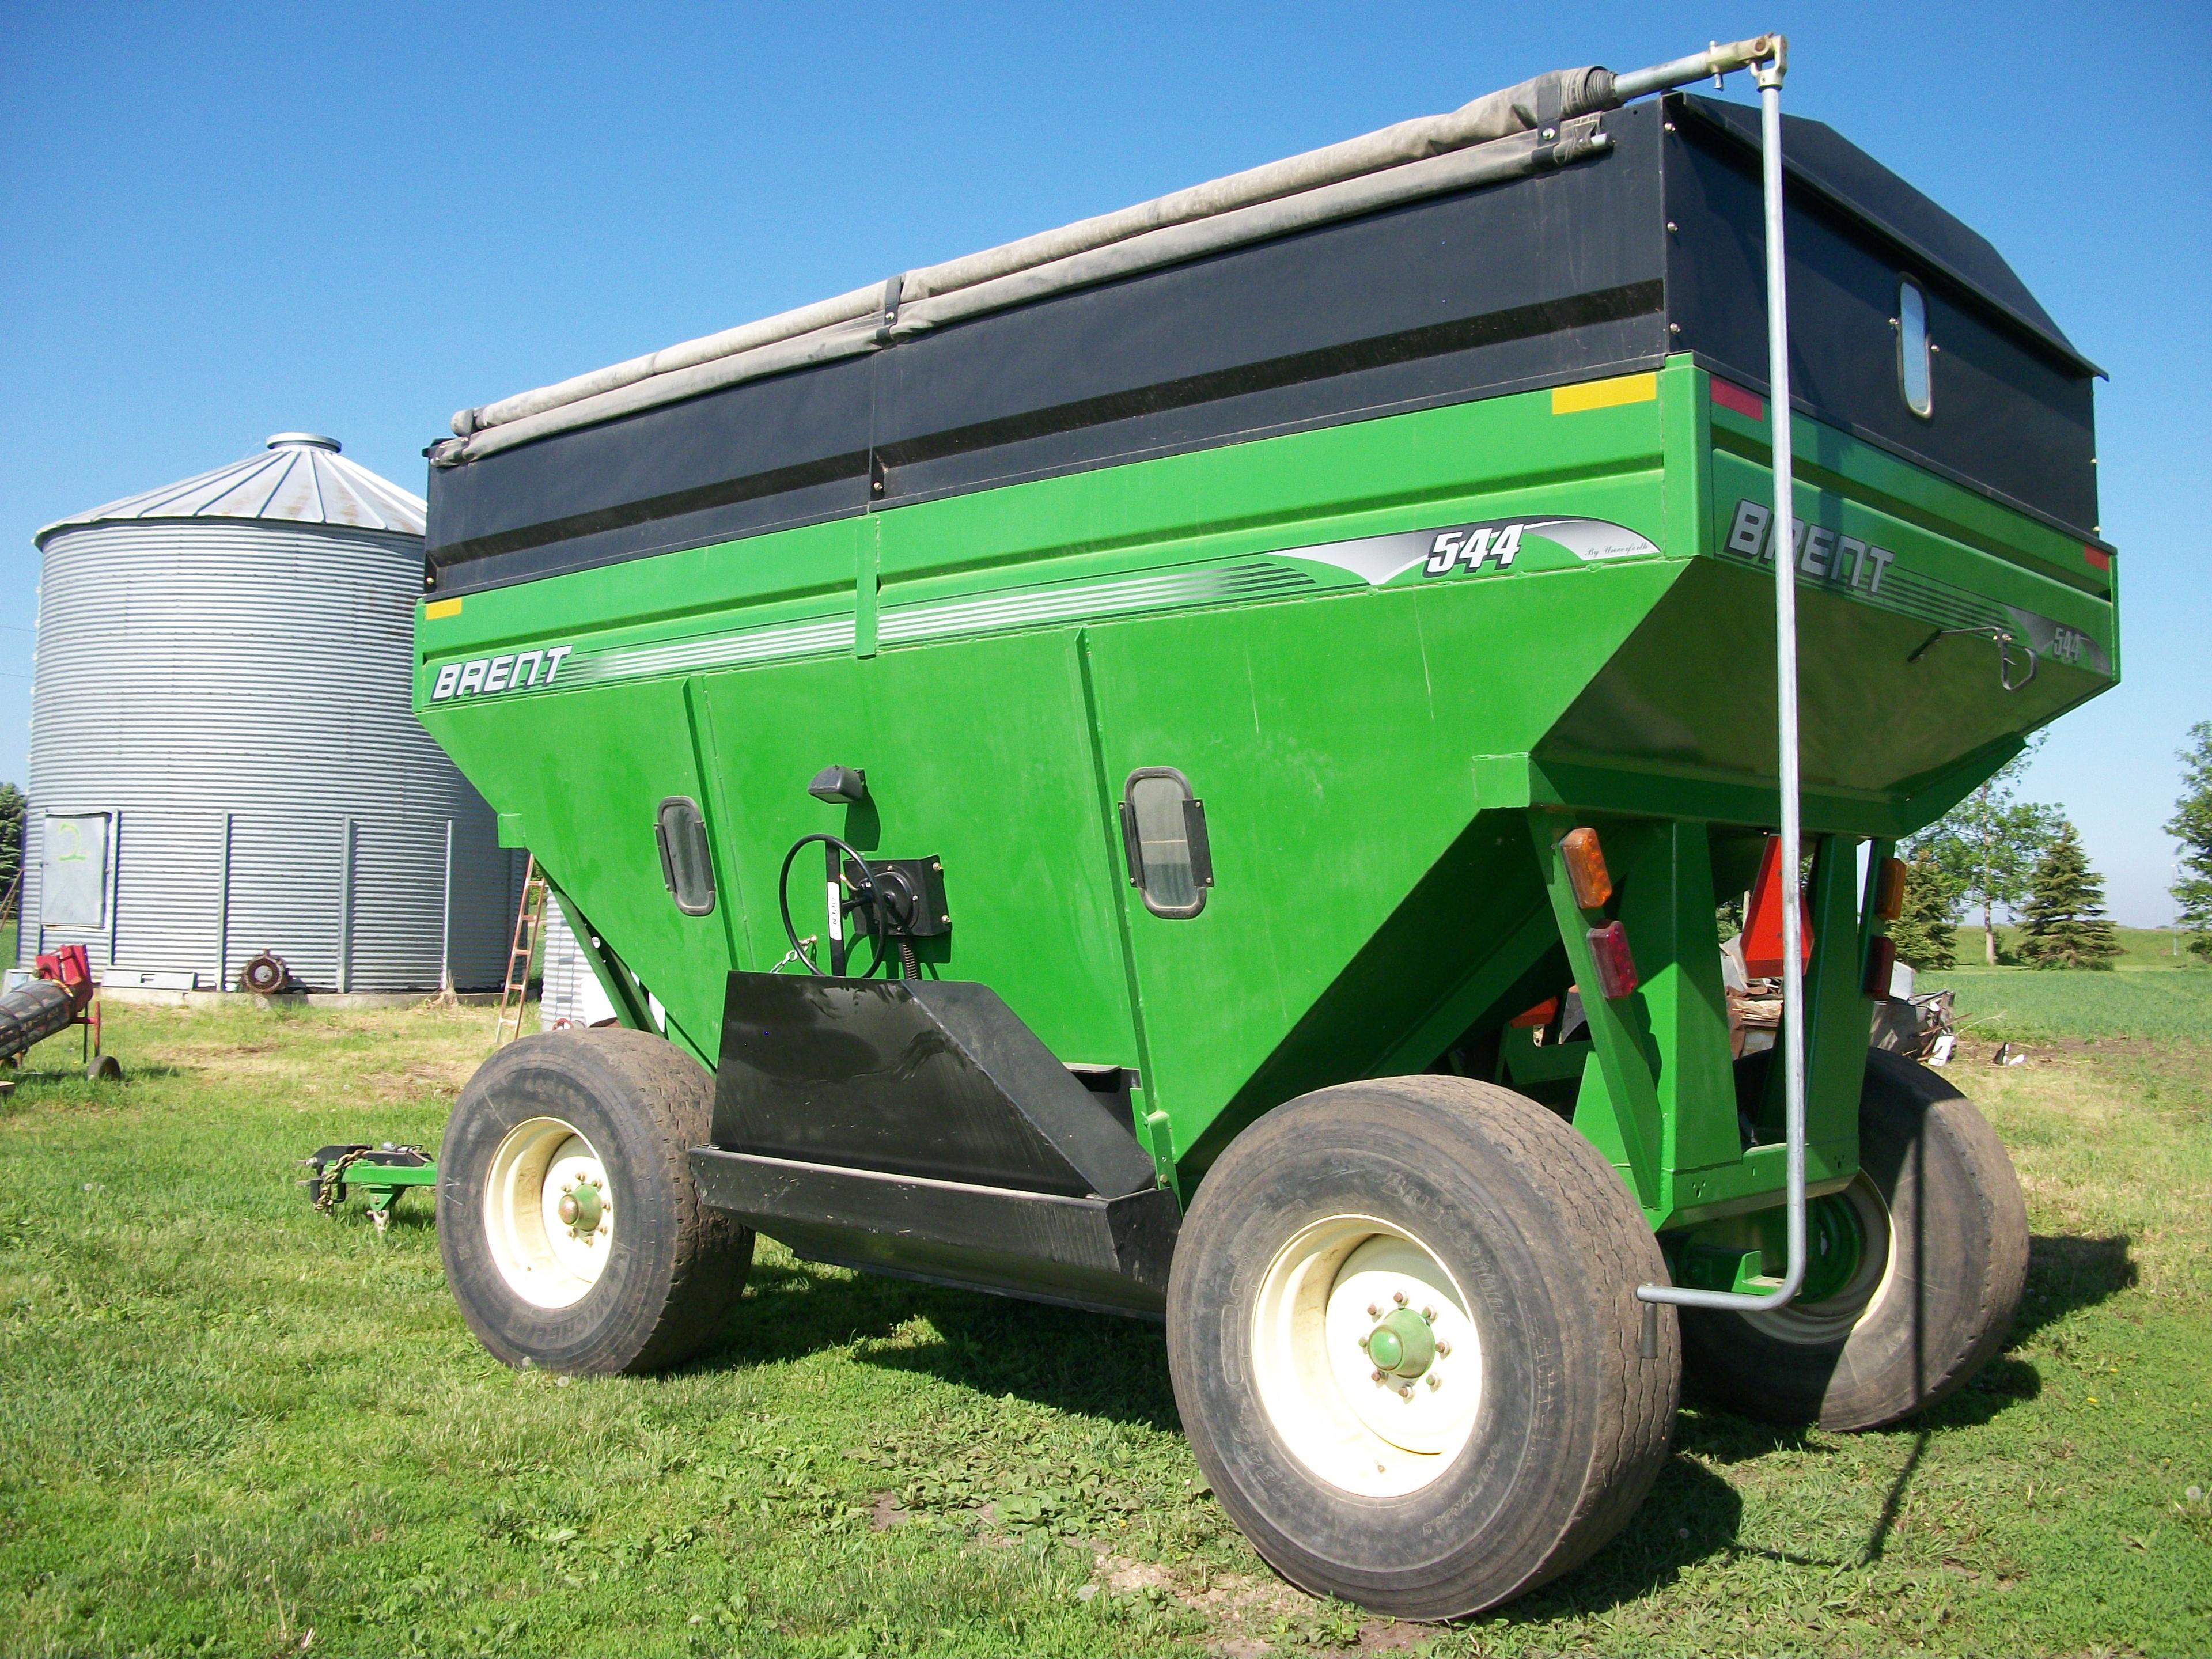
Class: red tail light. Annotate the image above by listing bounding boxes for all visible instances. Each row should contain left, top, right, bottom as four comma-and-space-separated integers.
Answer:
1588, 921, 1639, 1000
1863, 935, 1898, 999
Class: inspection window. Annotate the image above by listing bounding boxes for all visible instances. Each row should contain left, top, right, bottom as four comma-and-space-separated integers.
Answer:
1896, 278, 1934, 418
1120, 767, 1214, 918
654, 796, 716, 916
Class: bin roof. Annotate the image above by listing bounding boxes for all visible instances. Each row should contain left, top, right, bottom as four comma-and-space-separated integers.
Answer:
37, 433, 426, 547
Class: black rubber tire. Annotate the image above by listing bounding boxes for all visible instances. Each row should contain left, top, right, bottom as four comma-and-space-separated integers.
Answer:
1166, 1076, 1680, 1621
438, 1027, 753, 1376
1681, 1050, 2028, 1431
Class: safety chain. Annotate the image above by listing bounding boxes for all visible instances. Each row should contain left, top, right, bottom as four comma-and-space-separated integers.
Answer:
312, 1145, 428, 1214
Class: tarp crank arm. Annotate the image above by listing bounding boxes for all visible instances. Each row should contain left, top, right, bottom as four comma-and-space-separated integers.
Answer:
1634, 33, 1806, 1346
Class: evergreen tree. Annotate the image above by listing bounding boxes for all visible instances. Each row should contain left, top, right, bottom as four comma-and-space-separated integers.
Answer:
2017, 822, 2120, 969
0, 782, 21, 914
1903, 738, 2061, 964
2165, 721, 2212, 959
1887, 848, 1958, 971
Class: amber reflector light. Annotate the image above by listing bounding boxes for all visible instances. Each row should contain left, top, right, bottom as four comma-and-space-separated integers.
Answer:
1560, 827, 1613, 910
1873, 856, 1907, 922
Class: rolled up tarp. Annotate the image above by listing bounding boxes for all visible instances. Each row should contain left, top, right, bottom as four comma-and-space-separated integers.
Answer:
443, 65, 1618, 453
443, 118, 1612, 464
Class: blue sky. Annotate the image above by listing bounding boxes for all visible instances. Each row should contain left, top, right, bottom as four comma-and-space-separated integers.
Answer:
3, 1, 2205, 922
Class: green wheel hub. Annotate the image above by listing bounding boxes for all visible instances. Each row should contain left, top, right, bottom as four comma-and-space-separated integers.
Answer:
558, 1181, 604, 1234
1800, 1189, 1866, 1306
1361, 1306, 1438, 1378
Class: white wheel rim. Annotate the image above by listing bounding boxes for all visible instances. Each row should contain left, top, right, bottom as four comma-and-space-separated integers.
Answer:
483, 1116, 614, 1309
1251, 1215, 1483, 1498
1744, 1174, 1896, 1346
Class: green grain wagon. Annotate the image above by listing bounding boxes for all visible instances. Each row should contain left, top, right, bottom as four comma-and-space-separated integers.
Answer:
413, 36, 2113, 1615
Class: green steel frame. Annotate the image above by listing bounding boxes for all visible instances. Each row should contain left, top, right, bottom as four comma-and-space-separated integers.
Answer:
415, 357, 2116, 1234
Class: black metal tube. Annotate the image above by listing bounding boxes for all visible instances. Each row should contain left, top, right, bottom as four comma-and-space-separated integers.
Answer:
0, 979, 77, 1066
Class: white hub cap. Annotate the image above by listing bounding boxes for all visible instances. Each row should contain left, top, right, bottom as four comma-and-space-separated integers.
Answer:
1251, 1215, 1483, 1498
484, 1116, 615, 1309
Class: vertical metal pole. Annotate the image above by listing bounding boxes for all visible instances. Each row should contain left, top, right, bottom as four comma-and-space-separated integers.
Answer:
106, 809, 120, 972
1759, 53, 1809, 1320
825, 842, 847, 976
440, 817, 454, 993
338, 817, 355, 994
1639, 35, 1807, 1321
217, 811, 233, 993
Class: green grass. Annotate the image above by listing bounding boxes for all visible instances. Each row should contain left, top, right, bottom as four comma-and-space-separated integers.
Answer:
2, 994, 2209, 1656
1956, 924, 2205, 971
1927, 967, 2212, 1047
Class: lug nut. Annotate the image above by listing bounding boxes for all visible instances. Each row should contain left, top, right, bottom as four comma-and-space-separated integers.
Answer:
1370, 1368, 1385, 1384
1425, 1374, 1441, 1391
1422, 1306, 1437, 1321
1393, 1290, 1408, 1306
1357, 1333, 1370, 1349
1367, 1303, 1380, 1319
1436, 1339, 1452, 1357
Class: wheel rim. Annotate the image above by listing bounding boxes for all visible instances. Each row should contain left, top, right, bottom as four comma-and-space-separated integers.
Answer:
1744, 1174, 1895, 1346
1251, 1215, 1483, 1499
483, 1116, 615, 1309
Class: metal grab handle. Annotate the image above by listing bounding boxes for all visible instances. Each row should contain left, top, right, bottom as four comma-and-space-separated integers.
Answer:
1908, 624, 2038, 692
1637, 35, 1809, 1334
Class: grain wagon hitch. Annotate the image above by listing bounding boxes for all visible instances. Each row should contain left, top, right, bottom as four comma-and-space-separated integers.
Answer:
301, 1142, 438, 1235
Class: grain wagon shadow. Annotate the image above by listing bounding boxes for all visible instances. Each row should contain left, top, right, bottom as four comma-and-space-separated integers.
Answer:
695, 1255, 926, 1368
2013, 1233, 2134, 1343
1488, 1453, 1746, 1621
695, 1255, 1178, 1430
857, 1289, 1180, 1431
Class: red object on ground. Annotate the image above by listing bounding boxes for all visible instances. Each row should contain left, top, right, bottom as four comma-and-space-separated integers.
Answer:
1710, 378, 1766, 421
1741, 835, 1813, 978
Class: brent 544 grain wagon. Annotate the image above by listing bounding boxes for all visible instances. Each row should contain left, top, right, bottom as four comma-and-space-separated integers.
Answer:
414, 36, 2112, 1616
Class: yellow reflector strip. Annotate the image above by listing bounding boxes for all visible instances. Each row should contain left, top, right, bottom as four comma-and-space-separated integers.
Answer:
424, 597, 463, 619
1551, 372, 1658, 415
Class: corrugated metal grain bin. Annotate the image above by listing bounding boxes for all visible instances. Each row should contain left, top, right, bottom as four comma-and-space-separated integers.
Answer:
20, 434, 522, 993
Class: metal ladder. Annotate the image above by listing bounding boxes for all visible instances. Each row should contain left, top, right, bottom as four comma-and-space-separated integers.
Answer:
493, 855, 547, 1047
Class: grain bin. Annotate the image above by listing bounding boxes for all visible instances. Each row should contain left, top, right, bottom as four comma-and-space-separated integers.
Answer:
21, 434, 522, 993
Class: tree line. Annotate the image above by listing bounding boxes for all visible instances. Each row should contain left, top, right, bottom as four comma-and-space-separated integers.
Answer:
1888, 723, 2212, 971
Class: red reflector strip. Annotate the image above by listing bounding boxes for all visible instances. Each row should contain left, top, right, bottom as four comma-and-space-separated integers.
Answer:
1587, 921, 1639, 1000
1710, 378, 1766, 421
1863, 935, 1898, 1000
1508, 997, 1559, 1030
2084, 545, 2112, 571
1742, 835, 1813, 977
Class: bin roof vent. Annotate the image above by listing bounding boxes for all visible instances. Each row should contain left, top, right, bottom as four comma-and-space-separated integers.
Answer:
36, 431, 425, 546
